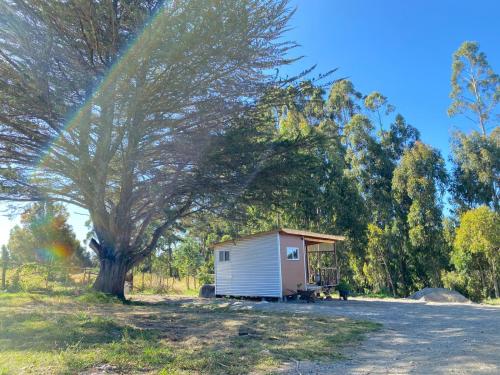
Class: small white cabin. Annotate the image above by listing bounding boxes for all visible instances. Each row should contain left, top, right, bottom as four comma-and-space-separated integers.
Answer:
213, 228, 345, 299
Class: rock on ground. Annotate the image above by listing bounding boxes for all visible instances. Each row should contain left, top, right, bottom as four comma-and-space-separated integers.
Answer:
409, 287, 470, 303
198, 284, 215, 298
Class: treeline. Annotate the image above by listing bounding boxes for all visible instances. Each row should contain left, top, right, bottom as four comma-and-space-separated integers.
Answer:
162, 41, 498, 301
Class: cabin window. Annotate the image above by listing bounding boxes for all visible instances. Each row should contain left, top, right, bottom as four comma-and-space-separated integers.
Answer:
286, 247, 299, 260
219, 250, 230, 262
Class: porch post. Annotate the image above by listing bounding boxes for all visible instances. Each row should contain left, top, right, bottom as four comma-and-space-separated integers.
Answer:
302, 237, 307, 287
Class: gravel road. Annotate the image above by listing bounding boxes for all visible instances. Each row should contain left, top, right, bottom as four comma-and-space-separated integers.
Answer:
250, 298, 500, 374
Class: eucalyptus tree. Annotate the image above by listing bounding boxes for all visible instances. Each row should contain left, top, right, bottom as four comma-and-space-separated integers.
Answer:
450, 128, 500, 212
0, 0, 300, 298
326, 80, 362, 129
392, 142, 448, 290
345, 112, 419, 295
364, 91, 395, 131
448, 41, 499, 136
448, 42, 499, 213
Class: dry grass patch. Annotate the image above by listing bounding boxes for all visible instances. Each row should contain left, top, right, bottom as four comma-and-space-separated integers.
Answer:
0, 292, 379, 374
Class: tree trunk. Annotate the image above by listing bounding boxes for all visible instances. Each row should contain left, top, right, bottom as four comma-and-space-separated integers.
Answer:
1, 260, 6, 289
491, 259, 499, 299
93, 259, 129, 300
1, 247, 7, 289
46, 263, 52, 289
167, 245, 173, 277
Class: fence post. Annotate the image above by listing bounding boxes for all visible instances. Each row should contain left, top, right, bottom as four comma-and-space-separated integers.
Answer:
1, 246, 8, 290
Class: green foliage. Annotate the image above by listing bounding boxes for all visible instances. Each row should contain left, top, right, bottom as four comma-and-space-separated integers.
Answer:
7, 202, 90, 267
451, 206, 499, 298
483, 298, 500, 305
448, 41, 499, 136
441, 270, 473, 300
446, 42, 499, 300
0, 293, 379, 374
392, 142, 448, 290
327, 80, 362, 127
364, 224, 395, 295
364, 91, 395, 130
172, 238, 204, 280
9, 264, 51, 292
450, 129, 500, 212
197, 256, 215, 285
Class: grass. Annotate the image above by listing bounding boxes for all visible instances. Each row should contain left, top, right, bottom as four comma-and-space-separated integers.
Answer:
130, 274, 204, 296
3, 266, 201, 297
0, 292, 379, 374
483, 298, 500, 305
350, 292, 395, 299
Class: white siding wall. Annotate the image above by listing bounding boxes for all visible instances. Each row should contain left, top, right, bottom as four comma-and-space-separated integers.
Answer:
215, 233, 281, 297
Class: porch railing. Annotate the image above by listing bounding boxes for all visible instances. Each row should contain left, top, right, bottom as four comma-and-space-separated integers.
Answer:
308, 267, 339, 286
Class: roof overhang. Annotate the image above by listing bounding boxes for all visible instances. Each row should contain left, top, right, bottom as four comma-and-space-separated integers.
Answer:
213, 228, 345, 248
279, 228, 345, 243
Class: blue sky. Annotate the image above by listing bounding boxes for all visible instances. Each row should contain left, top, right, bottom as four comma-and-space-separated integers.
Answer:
0, 0, 498, 248
283, 0, 499, 157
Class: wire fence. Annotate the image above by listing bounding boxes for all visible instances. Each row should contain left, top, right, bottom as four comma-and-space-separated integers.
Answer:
1, 260, 213, 295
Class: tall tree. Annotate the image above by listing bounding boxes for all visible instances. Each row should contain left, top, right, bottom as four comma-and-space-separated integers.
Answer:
326, 80, 362, 129
364, 91, 395, 131
448, 41, 499, 136
448, 42, 499, 213
0, 0, 300, 297
392, 142, 448, 290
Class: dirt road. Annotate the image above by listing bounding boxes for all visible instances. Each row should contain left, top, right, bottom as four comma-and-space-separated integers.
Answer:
251, 298, 500, 374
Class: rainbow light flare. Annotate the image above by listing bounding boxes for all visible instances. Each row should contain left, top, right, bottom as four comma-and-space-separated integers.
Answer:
34, 4, 170, 171
35, 243, 73, 262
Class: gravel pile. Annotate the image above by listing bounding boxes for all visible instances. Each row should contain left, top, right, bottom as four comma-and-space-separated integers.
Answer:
409, 287, 470, 303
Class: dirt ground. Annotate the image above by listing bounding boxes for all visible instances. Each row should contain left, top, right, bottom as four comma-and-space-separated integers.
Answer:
240, 297, 500, 375
133, 295, 500, 374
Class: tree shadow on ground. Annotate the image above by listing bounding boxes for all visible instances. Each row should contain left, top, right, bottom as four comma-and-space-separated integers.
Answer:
0, 295, 379, 374
0, 310, 150, 352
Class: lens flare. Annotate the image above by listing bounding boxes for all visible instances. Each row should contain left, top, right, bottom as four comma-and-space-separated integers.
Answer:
35, 243, 72, 262
34, 5, 169, 172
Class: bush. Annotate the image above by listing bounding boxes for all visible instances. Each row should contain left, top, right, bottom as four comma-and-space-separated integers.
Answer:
6, 263, 73, 292
9, 264, 48, 292
197, 262, 214, 285
441, 270, 485, 302
337, 280, 351, 292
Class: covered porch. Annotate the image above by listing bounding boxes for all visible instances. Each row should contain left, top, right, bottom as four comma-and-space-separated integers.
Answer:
279, 228, 345, 290
305, 239, 341, 288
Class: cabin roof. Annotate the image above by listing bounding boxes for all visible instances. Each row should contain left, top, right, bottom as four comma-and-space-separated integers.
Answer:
213, 228, 345, 248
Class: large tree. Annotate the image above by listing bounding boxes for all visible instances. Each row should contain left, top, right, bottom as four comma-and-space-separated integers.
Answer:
448, 42, 499, 213
0, 0, 300, 298
392, 142, 448, 290
448, 41, 499, 136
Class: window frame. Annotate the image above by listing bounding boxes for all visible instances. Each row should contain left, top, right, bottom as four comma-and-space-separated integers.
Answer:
286, 247, 300, 261
219, 250, 230, 262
